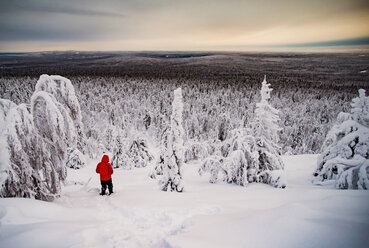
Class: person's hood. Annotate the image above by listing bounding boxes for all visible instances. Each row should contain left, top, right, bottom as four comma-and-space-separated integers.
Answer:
101, 154, 109, 162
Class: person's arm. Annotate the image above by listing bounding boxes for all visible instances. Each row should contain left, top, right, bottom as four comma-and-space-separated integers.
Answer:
96, 164, 100, 173
109, 163, 113, 175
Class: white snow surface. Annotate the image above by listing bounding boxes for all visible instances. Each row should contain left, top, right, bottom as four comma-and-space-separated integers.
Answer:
1, 154, 368, 248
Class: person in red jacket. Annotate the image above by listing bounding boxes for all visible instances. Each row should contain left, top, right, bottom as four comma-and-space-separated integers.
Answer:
96, 154, 114, 195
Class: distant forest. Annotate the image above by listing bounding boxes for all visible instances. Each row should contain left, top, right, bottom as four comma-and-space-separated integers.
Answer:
1, 52, 368, 154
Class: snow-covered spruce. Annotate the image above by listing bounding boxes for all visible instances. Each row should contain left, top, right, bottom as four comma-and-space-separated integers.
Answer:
313, 89, 369, 189
66, 148, 86, 169
200, 129, 257, 186
127, 139, 154, 168
111, 136, 154, 169
248, 76, 285, 187
222, 150, 249, 186
184, 141, 210, 163
0, 75, 85, 200
111, 134, 131, 169
35, 75, 86, 169
199, 151, 250, 186
199, 76, 286, 188
149, 149, 165, 179
31, 91, 68, 183
253, 76, 281, 146
198, 155, 224, 183
0, 97, 67, 200
150, 123, 170, 179
0, 101, 12, 191
159, 88, 185, 192
0, 101, 36, 199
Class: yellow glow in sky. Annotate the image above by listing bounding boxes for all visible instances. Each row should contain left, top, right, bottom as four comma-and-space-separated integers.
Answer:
0, 0, 368, 52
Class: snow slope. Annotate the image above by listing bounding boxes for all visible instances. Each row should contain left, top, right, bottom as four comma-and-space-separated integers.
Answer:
1, 155, 368, 248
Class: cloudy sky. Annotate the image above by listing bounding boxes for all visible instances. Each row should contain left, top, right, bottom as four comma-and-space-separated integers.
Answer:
0, 0, 368, 52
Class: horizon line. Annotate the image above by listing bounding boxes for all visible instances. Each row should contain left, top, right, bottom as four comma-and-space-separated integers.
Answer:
1, 38, 369, 54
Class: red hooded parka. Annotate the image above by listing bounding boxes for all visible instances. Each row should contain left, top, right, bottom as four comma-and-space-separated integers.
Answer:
96, 155, 113, 181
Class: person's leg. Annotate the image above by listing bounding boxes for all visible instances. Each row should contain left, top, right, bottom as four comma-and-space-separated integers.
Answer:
107, 179, 113, 194
101, 180, 107, 195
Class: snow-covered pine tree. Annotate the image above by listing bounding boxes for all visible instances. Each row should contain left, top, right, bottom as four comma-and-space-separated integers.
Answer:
198, 155, 224, 183
160, 88, 185, 192
31, 91, 70, 197
199, 76, 286, 188
251, 76, 286, 187
0, 75, 85, 201
111, 134, 132, 169
313, 89, 369, 189
66, 148, 86, 169
0, 101, 11, 190
223, 150, 249, 186
254, 76, 281, 147
112, 135, 154, 169
0, 101, 36, 198
149, 117, 170, 179
35, 75, 86, 169
0, 93, 68, 200
351, 89, 369, 127
184, 141, 210, 163
200, 128, 258, 186
217, 113, 231, 141
126, 139, 154, 168
149, 148, 165, 179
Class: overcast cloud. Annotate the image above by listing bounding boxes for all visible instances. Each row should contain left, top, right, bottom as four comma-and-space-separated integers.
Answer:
0, 0, 368, 51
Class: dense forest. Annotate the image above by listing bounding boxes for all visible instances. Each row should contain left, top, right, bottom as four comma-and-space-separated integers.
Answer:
1, 52, 368, 157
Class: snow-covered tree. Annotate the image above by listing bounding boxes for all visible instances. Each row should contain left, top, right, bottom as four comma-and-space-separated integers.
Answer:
127, 139, 154, 168
111, 133, 155, 170
149, 150, 165, 179
0, 75, 85, 201
200, 129, 258, 186
351, 89, 369, 127
313, 89, 369, 189
160, 88, 185, 192
66, 148, 86, 169
250, 76, 285, 186
35, 75, 86, 168
253, 76, 281, 145
184, 141, 210, 163
31, 91, 68, 186
223, 150, 249, 186
198, 155, 224, 183
217, 113, 231, 141
0, 97, 67, 200
0, 101, 35, 198
102, 125, 117, 153
0, 101, 11, 189
111, 134, 130, 169
150, 118, 170, 179
199, 76, 286, 188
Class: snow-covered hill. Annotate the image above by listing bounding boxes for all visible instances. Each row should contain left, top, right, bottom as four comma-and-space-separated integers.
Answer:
1, 155, 368, 248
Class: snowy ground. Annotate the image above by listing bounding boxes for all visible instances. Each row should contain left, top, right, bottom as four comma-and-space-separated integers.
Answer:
1, 155, 369, 248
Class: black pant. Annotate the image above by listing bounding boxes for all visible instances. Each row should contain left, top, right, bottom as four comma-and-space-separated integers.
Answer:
101, 179, 113, 194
